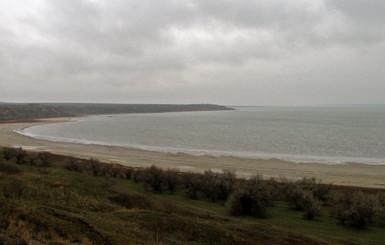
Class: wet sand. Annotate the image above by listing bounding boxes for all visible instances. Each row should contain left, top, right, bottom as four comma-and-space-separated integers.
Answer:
1, 119, 384, 189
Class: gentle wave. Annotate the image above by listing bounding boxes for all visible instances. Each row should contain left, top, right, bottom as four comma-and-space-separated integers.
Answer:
14, 127, 385, 165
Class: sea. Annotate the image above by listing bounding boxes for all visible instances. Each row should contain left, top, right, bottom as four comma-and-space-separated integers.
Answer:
17, 106, 385, 165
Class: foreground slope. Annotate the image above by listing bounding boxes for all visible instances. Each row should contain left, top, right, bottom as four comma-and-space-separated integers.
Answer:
1, 150, 384, 244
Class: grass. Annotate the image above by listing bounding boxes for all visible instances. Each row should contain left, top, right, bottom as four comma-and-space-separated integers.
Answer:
1, 155, 384, 244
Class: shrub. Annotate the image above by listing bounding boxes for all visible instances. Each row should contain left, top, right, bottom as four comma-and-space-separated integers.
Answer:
290, 186, 307, 211
132, 169, 143, 183
229, 175, 274, 218
165, 168, 179, 194
183, 173, 200, 199
336, 191, 377, 229
86, 158, 103, 176
28, 156, 37, 166
113, 166, 132, 179
65, 157, 83, 172
123, 168, 133, 179
300, 191, 321, 220
15, 147, 27, 164
2, 147, 16, 160
376, 193, 385, 221
199, 169, 236, 202
37, 152, 52, 167
300, 177, 331, 203
216, 169, 236, 201
200, 170, 219, 202
143, 165, 165, 193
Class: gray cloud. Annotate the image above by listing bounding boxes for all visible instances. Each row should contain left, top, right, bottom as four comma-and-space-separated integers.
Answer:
0, 0, 384, 105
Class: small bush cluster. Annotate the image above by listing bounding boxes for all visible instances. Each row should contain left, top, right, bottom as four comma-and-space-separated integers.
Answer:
279, 177, 330, 220
134, 165, 183, 194
2, 147, 54, 167
65, 158, 133, 179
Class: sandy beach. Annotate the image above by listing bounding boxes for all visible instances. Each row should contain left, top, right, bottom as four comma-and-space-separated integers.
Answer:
1, 119, 384, 189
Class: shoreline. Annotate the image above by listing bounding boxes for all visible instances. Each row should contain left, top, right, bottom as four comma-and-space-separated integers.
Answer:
1, 119, 385, 189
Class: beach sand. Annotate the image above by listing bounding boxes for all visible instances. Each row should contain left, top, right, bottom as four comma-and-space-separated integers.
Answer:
1, 120, 384, 189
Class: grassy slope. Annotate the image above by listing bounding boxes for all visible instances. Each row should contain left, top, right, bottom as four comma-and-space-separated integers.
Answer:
1, 157, 384, 244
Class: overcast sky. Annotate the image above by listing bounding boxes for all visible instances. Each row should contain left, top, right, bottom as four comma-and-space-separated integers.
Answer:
0, 0, 384, 106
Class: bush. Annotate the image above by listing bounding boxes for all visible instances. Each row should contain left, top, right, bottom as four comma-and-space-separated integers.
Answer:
65, 157, 83, 172
336, 191, 377, 229
165, 168, 179, 194
132, 169, 143, 183
37, 152, 52, 167
229, 175, 274, 218
199, 169, 236, 202
376, 193, 385, 222
15, 147, 27, 164
183, 173, 200, 199
2, 147, 16, 160
142, 165, 165, 193
28, 156, 37, 166
86, 158, 103, 176
217, 169, 236, 201
300, 191, 321, 220
300, 177, 330, 203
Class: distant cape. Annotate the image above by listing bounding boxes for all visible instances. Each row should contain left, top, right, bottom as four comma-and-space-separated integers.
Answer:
0, 103, 234, 122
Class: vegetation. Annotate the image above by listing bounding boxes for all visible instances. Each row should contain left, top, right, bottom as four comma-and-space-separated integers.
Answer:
0, 103, 233, 121
1, 147, 385, 244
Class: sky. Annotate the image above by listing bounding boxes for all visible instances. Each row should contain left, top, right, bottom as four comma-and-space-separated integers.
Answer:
0, 0, 384, 106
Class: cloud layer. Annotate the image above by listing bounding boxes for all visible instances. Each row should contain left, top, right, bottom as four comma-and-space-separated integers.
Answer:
1, 0, 384, 105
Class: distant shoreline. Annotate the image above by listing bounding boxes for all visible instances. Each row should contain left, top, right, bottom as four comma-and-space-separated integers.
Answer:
0, 103, 234, 122
1, 118, 385, 189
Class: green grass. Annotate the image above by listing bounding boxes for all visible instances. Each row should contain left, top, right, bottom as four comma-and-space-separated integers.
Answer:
1, 156, 384, 244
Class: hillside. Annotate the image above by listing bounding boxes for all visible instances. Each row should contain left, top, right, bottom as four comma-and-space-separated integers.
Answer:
1, 147, 384, 244
0, 103, 233, 121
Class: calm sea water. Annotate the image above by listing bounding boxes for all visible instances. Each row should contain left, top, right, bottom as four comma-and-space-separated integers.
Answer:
18, 106, 385, 165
